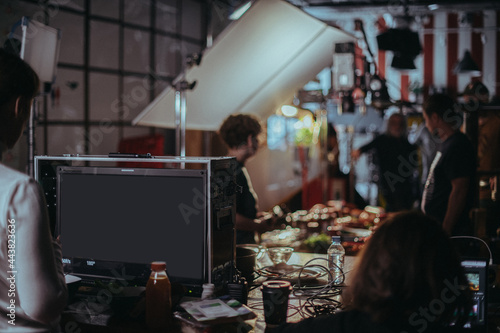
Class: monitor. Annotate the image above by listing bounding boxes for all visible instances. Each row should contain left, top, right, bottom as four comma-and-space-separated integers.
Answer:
56, 165, 207, 289
461, 258, 488, 331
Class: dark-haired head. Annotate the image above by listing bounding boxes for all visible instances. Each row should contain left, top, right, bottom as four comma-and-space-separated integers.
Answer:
422, 93, 463, 132
347, 210, 471, 327
386, 112, 407, 138
462, 81, 489, 104
219, 113, 262, 149
0, 48, 40, 149
423, 93, 459, 122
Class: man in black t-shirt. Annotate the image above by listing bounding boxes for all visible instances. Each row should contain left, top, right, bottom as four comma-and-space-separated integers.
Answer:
421, 94, 476, 236
352, 113, 418, 212
219, 114, 276, 244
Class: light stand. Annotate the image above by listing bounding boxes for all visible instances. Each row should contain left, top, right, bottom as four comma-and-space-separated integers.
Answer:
174, 80, 197, 158
173, 53, 201, 159
11, 17, 61, 176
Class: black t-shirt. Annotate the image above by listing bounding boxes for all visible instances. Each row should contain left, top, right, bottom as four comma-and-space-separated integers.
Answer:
360, 134, 417, 190
235, 162, 258, 244
421, 131, 476, 235
360, 134, 418, 211
271, 310, 468, 333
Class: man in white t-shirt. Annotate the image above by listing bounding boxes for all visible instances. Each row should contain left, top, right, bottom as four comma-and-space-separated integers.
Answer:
0, 48, 67, 332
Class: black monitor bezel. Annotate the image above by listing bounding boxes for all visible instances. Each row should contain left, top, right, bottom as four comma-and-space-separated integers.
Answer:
460, 257, 488, 331
56, 165, 208, 289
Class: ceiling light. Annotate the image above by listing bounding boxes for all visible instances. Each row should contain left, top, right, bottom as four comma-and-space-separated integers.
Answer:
428, 4, 439, 11
453, 50, 481, 76
281, 105, 298, 117
229, 1, 252, 20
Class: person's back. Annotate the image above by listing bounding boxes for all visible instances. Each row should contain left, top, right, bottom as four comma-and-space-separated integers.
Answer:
0, 48, 67, 332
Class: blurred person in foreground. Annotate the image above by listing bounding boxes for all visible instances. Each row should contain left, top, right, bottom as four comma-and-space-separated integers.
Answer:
352, 113, 418, 212
219, 113, 275, 244
0, 49, 67, 332
271, 210, 472, 333
421, 93, 476, 236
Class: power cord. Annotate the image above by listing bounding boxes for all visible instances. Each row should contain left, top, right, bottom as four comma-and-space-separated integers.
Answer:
293, 258, 345, 318
450, 235, 494, 265
248, 257, 347, 319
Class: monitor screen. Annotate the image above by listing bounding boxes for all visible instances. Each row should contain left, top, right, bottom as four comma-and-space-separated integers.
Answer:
461, 259, 488, 330
57, 166, 207, 286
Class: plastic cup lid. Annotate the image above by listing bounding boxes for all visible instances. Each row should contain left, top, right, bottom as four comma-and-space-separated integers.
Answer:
261, 280, 291, 290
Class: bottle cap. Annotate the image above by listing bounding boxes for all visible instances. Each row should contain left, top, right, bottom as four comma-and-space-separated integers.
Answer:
151, 261, 166, 271
331, 235, 341, 242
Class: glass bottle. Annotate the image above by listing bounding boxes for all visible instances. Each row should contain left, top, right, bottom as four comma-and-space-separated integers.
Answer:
327, 236, 345, 284
146, 261, 172, 329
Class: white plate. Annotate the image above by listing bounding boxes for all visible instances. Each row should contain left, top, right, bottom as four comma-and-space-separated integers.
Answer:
65, 274, 81, 285
341, 227, 372, 238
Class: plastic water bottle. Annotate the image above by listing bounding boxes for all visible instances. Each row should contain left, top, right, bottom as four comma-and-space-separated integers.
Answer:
327, 236, 345, 284
201, 283, 215, 300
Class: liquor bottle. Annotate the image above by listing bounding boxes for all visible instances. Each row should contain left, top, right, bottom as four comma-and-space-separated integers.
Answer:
146, 261, 172, 329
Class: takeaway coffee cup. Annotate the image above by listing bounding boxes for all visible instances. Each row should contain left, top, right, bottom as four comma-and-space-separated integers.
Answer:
260, 280, 292, 327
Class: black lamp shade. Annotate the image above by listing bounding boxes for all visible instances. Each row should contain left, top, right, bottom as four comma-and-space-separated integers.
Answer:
453, 50, 481, 75
377, 29, 422, 56
391, 53, 417, 70
377, 28, 421, 71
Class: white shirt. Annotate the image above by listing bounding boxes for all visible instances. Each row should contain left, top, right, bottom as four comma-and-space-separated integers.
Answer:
0, 145, 67, 332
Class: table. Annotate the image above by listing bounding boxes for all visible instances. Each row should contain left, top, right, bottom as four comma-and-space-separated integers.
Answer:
61, 253, 357, 333
243, 252, 356, 333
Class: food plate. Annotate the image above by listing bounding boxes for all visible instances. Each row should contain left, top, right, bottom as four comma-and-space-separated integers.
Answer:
341, 227, 372, 238
259, 265, 324, 282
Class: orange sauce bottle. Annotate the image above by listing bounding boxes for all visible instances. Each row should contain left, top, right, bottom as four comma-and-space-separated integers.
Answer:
146, 261, 172, 329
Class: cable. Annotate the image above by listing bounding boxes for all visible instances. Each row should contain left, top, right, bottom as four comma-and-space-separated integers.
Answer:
250, 257, 348, 319
450, 235, 494, 265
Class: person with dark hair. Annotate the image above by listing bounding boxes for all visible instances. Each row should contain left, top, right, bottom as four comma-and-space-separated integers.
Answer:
421, 93, 476, 236
271, 211, 472, 333
219, 113, 274, 244
462, 81, 489, 105
0, 49, 67, 332
352, 113, 418, 212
